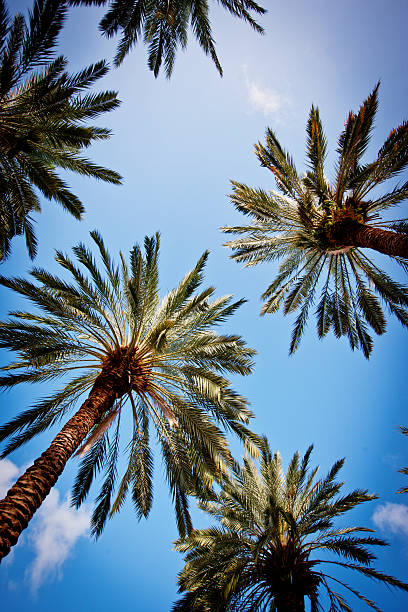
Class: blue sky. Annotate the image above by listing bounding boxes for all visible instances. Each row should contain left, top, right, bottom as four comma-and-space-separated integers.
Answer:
1, 0, 408, 609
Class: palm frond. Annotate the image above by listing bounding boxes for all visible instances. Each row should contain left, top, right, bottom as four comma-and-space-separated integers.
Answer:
224, 85, 408, 357
0, 2, 121, 260
174, 442, 407, 610
94, 0, 266, 76
0, 232, 255, 541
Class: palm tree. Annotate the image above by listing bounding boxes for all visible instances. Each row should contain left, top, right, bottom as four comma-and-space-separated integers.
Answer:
0, 231, 259, 560
223, 85, 408, 358
174, 441, 408, 611
0, 0, 121, 261
69, 0, 266, 78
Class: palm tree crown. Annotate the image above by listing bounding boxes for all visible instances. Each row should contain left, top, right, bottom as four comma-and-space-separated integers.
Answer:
70, 0, 266, 78
174, 441, 408, 611
0, 0, 121, 260
223, 85, 408, 357
0, 231, 258, 557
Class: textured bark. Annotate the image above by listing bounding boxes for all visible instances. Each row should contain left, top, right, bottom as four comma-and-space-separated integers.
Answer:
0, 363, 130, 560
339, 223, 408, 258
274, 591, 305, 612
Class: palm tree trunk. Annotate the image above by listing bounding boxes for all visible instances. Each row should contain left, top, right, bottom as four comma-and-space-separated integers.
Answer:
342, 223, 408, 258
0, 365, 129, 561
274, 592, 305, 611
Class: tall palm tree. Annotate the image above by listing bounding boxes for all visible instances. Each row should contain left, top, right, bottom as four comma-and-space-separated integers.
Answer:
0, 0, 121, 261
70, 0, 266, 78
223, 85, 408, 357
174, 441, 408, 611
0, 231, 259, 560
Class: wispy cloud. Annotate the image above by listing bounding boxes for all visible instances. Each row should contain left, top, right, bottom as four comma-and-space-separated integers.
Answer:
27, 488, 91, 590
373, 502, 408, 536
0, 458, 20, 498
0, 459, 91, 589
243, 66, 290, 120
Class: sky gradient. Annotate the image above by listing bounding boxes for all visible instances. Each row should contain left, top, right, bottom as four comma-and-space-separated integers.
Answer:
1, 0, 408, 610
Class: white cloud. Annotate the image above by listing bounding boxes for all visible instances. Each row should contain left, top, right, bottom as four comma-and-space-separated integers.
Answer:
244, 66, 290, 120
27, 488, 91, 590
0, 458, 19, 498
0, 459, 91, 589
373, 502, 408, 536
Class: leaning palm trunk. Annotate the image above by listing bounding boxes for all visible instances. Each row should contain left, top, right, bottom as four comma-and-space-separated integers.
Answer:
338, 223, 408, 258
0, 232, 257, 560
0, 363, 129, 560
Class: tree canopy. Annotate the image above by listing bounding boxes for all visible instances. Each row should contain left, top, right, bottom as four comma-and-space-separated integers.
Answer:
223, 85, 408, 357
174, 441, 408, 610
0, 231, 259, 545
0, 0, 121, 261
69, 0, 266, 77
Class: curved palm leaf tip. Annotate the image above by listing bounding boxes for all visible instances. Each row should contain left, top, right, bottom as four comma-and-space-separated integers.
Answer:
0, 0, 121, 261
223, 84, 408, 358
174, 440, 408, 611
0, 231, 259, 552
69, 0, 266, 78
398, 426, 408, 494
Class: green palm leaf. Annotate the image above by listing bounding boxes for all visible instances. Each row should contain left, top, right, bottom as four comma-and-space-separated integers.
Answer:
0, 0, 121, 260
223, 85, 408, 358
74, 0, 266, 78
174, 441, 408, 610
0, 231, 258, 558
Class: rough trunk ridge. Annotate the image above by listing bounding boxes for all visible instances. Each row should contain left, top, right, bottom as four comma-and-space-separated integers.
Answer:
341, 223, 408, 258
0, 364, 129, 560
